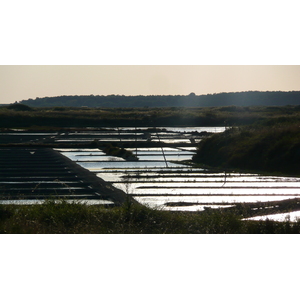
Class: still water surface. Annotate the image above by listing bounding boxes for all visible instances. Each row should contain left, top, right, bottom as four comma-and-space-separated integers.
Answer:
58, 126, 300, 219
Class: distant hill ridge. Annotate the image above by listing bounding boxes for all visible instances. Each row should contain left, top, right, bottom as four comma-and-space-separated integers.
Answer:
18, 91, 300, 108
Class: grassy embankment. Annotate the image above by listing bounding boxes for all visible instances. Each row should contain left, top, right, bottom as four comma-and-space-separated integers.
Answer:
1, 199, 300, 234
192, 119, 300, 176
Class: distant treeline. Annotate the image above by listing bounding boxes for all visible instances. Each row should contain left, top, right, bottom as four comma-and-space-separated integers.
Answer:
18, 91, 300, 108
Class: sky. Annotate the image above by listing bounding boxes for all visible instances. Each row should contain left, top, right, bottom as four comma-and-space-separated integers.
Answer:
1, 1, 300, 105
1, 65, 300, 104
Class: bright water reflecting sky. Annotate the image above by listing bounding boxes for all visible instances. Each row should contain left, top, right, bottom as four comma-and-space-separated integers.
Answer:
59, 140, 300, 213
245, 211, 300, 222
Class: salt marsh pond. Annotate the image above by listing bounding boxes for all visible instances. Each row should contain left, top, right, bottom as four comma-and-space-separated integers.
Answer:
2, 126, 300, 221
56, 126, 300, 221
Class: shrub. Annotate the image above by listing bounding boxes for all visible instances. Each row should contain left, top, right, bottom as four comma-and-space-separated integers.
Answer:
6, 103, 33, 111
193, 122, 300, 175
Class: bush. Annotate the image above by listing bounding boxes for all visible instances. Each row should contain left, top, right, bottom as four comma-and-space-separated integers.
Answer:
193, 123, 300, 174
6, 103, 33, 111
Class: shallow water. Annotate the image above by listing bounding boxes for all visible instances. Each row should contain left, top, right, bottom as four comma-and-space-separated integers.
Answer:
114, 184, 300, 197
57, 126, 300, 216
134, 154, 193, 161
127, 149, 195, 154
134, 195, 293, 204
0, 133, 56, 135
244, 211, 300, 222
0, 199, 114, 205
61, 145, 300, 213
105, 126, 226, 133
156, 127, 226, 133
77, 161, 183, 169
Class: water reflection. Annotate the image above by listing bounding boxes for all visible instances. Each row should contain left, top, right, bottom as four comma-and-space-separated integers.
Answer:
60, 146, 300, 213
56, 126, 300, 217
0, 199, 114, 205
77, 161, 183, 169
244, 211, 300, 222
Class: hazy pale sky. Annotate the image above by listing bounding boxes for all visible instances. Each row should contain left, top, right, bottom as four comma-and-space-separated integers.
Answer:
1, 1, 300, 104
1, 65, 300, 104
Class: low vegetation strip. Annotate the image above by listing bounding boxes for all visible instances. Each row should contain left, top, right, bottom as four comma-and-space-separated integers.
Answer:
1, 199, 300, 233
2, 104, 300, 128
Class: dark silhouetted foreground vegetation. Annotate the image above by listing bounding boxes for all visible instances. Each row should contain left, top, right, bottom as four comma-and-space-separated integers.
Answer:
193, 121, 300, 175
1, 199, 300, 234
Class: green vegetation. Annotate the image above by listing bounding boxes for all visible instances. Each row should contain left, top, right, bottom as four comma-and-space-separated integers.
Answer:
6, 103, 33, 111
193, 121, 300, 175
1, 104, 300, 128
1, 199, 300, 234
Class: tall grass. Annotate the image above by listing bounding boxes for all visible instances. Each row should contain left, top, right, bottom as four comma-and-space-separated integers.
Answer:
1, 199, 300, 233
